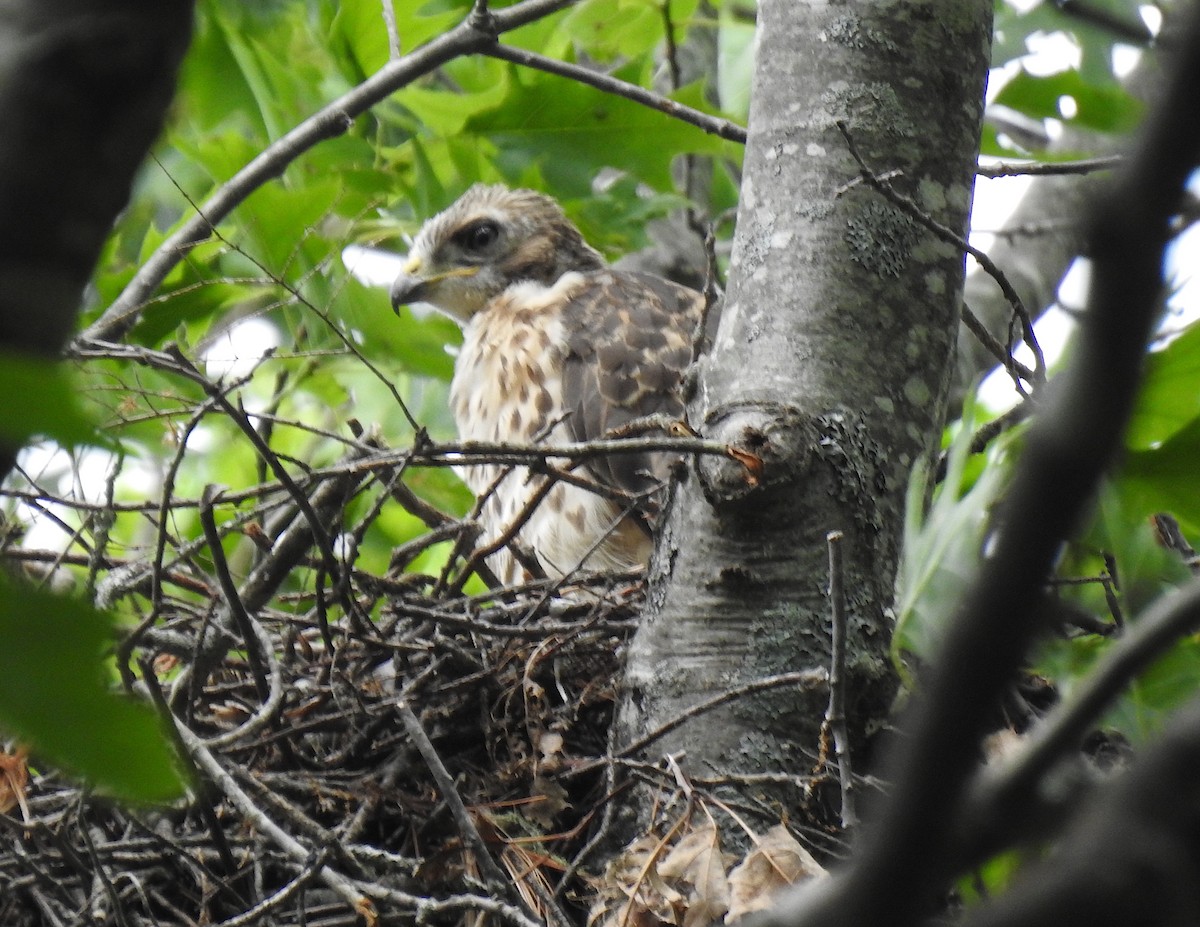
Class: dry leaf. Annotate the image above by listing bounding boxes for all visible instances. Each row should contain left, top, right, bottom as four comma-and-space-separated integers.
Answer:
588, 836, 681, 927
726, 446, 763, 486
726, 826, 827, 922
659, 825, 731, 927
525, 775, 570, 829
0, 748, 29, 815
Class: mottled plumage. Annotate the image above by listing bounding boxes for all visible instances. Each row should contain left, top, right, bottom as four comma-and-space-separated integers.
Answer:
390, 184, 703, 583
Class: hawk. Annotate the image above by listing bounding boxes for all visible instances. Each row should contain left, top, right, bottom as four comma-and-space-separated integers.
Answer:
390, 184, 706, 584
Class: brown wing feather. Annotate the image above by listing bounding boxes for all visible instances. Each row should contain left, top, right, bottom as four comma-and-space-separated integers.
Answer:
561, 270, 704, 509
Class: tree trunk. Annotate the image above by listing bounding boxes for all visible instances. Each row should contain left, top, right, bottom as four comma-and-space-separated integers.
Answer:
617, 0, 993, 828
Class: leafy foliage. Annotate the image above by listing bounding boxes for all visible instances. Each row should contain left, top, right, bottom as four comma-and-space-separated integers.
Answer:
0, 579, 181, 802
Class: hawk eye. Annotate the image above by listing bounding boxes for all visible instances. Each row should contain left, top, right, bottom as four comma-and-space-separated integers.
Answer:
458, 219, 500, 253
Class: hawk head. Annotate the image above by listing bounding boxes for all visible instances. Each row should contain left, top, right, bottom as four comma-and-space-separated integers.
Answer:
390, 184, 605, 324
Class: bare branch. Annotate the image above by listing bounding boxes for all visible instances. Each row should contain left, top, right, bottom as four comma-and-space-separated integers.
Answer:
483, 43, 748, 144
821, 531, 856, 830
395, 697, 514, 894
837, 121, 1047, 389
977, 156, 1123, 178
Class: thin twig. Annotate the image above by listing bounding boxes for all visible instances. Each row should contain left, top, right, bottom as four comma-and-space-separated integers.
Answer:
483, 43, 747, 143
77, 0, 578, 344
836, 121, 1047, 387
822, 531, 856, 829
208, 849, 330, 927
961, 302, 1037, 391
395, 697, 514, 893
200, 484, 272, 704
933, 402, 1033, 483
615, 670, 828, 763
977, 156, 1124, 178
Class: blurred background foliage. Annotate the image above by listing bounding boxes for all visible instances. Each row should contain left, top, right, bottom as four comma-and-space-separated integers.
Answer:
4, 0, 1199, 804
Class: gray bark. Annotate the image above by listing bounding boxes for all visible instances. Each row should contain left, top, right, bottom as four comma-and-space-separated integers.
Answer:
618, 0, 993, 823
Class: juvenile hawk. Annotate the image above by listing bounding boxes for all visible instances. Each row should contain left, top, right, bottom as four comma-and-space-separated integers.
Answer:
390, 184, 705, 584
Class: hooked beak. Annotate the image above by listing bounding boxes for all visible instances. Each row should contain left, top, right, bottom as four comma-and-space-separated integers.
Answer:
390, 255, 428, 314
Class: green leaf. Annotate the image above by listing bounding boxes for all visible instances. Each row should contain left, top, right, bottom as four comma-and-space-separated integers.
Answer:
464, 66, 735, 194
1118, 417, 1200, 537
562, 0, 696, 61
0, 579, 184, 801
0, 353, 110, 450
893, 409, 1016, 671
343, 285, 459, 381
1126, 321, 1200, 451
993, 68, 1143, 134
397, 72, 510, 135
717, 10, 755, 121
239, 177, 343, 270
133, 279, 274, 347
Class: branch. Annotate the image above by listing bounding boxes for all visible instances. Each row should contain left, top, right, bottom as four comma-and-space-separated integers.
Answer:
837, 122, 1047, 388
0, 0, 193, 472
76, 0, 577, 344
976, 156, 1123, 178
821, 531, 855, 829
483, 43, 748, 144
957, 575, 1200, 863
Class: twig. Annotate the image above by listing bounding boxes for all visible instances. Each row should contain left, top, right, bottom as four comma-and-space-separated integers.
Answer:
208, 848, 330, 927
976, 156, 1123, 178
171, 718, 375, 917
933, 402, 1033, 483
395, 697, 513, 893
147, 396, 221, 620
200, 484, 271, 704
137, 658, 244, 892
77, 816, 129, 927
961, 302, 1037, 391
77, 0, 578, 344
482, 44, 748, 144
615, 670, 828, 762
836, 121, 1047, 387
822, 531, 856, 829
198, 615, 284, 750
